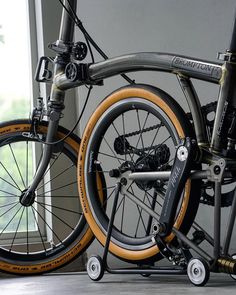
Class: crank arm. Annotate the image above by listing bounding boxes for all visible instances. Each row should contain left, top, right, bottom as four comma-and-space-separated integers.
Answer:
158, 137, 197, 237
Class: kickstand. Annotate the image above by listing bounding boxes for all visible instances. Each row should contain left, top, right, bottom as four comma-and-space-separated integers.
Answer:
102, 182, 121, 268
86, 181, 187, 281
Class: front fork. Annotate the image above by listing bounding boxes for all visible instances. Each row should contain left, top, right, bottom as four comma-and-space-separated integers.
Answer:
20, 86, 65, 206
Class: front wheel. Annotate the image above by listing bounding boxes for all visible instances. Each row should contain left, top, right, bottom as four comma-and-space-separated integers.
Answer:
78, 84, 201, 264
0, 119, 94, 275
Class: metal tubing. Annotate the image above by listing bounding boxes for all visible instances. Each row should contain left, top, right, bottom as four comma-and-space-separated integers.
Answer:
146, 191, 158, 234
214, 181, 222, 259
88, 53, 222, 83
177, 76, 208, 145
102, 182, 121, 265
125, 190, 161, 222
107, 267, 186, 275
128, 170, 232, 181
222, 187, 236, 255
59, 0, 77, 43
54, 52, 222, 90
192, 222, 216, 248
25, 120, 59, 194
172, 227, 213, 262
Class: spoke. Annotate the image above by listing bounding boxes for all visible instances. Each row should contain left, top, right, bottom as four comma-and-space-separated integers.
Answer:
0, 201, 18, 209
0, 204, 22, 237
98, 185, 116, 192
120, 195, 125, 232
9, 207, 25, 252
0, 176, 21, 192
37, 181, 77, 197
0, 161, 22, 191
129, 186, 148, 237
112, 121, 134, 162
157, 157, 174, 170
9, 144, 26, 188
102, 136, 122, 165
135, 203, 148, 235
136, 110, 144, 150
98, 151, 126, 162
102, 187, 116, 207
115, 195, 125, 215
26, 207, 29, 254
0, 189, 17, 197
146, 190, 163, 209
133, 189, 147, 237
37, 163, 75, 191
32, 206, 63, 245
121, 113, 127, 162
135, 112, 149, 150
143, 122, 161, 156
37, 202, 75, 230
26, 141, 29, 188
31, 206, 47, 252
0, 202, 19, 218
35, 200, 82, 215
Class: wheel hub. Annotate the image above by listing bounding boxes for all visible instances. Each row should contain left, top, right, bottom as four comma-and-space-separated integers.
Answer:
19, 189, 36, 207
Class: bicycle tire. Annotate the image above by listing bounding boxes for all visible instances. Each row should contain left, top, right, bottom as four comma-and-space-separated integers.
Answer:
0, 119, 96, 275
78, 84, 201, 263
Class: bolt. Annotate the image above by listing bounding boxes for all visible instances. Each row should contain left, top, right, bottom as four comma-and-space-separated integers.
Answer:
120, 177, 127, 186
214, 165, 221, 175
109, 169, 120, 178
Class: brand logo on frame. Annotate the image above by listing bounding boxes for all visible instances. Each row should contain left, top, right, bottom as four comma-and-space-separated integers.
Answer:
172, 57, 219, 76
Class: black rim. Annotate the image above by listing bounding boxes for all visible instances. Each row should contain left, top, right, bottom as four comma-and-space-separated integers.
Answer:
84, 97, 187, 250
0, 122, 86, 262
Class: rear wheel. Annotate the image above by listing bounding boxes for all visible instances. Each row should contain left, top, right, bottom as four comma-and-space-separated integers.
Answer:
78, 84, 201, 263
0, 119, 94, 274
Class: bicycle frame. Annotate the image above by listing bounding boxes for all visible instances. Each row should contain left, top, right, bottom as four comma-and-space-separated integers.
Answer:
24, 0, 236, 269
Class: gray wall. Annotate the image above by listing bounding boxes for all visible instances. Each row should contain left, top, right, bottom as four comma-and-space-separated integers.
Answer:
75, 0, 236, 265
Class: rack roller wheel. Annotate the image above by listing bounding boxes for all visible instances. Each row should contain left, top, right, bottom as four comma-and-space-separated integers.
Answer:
187, 258, 210, 286
87, 255, 104, 281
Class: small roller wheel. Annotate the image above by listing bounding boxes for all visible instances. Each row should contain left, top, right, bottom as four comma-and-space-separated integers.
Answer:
230, 253, 236, 281
87, 255, 105, 281
187, 258, 210, 286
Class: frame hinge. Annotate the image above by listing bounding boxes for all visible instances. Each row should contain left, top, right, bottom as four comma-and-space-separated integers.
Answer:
217, 51, 236, 63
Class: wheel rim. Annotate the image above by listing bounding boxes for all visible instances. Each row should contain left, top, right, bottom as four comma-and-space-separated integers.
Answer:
80, 87, 194, 262
0, 124, 85, 261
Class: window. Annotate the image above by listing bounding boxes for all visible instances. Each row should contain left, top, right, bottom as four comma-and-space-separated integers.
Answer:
0, 0, 32, 121
0, 0, 36, 237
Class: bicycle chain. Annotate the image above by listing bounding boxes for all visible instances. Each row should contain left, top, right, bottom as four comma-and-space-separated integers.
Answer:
117, 122, 164, 155
123, 122, 164, 138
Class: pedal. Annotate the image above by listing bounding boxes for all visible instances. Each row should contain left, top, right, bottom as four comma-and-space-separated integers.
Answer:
153, 235, 189, 267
